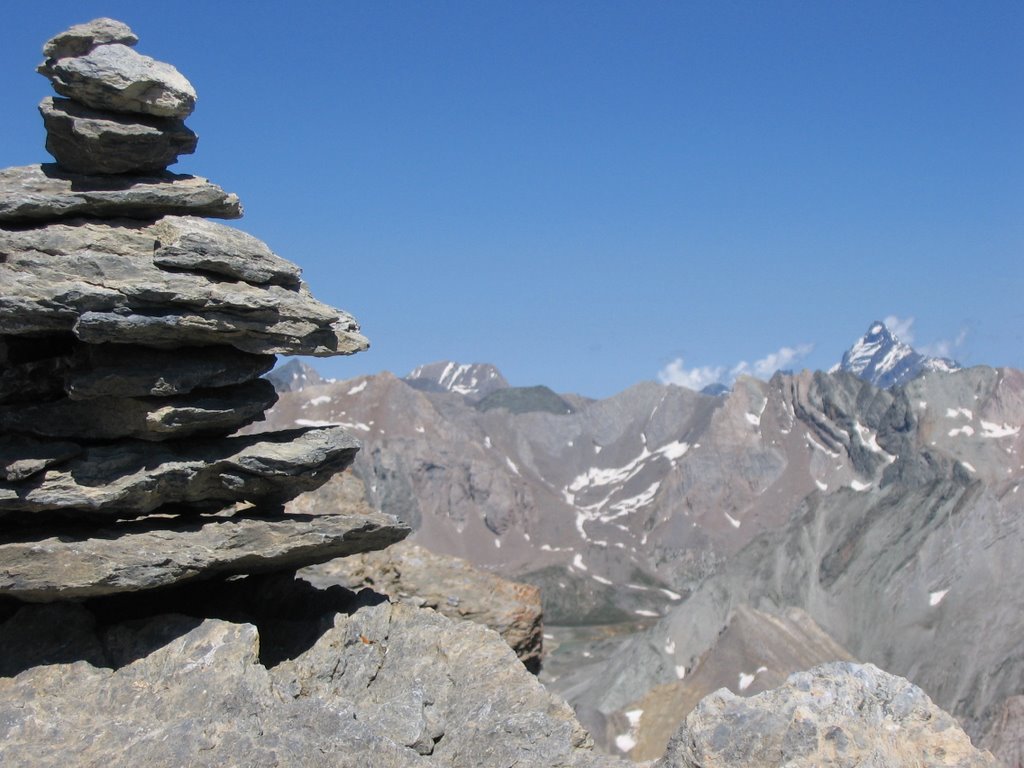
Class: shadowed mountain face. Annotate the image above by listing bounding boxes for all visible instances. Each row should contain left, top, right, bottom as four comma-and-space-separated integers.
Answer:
256, 360, 1024, 755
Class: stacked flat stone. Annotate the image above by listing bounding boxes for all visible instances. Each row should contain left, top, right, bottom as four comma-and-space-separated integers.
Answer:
0, 19, 408, 602
36, 18, 197, 175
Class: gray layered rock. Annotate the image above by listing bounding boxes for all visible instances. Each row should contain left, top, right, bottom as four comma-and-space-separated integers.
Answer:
304, 537, 544, 671
0, 426, 360, 518
0, 378, 278, 441
39, 41, 196, 118
0, 509, 409, 601
657, 662, 998, 768
64, 345, 276, 400
0, 164, 241, 222
0, 216, 367, 355
0, 18, 380, 611
39, 96, 197, 174
0, 435, 81, 483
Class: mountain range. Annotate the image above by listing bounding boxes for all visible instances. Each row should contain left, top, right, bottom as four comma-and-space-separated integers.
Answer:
249, 322, 1022, 762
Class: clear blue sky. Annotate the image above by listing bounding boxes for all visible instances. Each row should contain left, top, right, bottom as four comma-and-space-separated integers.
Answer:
4, 2, 1021, 398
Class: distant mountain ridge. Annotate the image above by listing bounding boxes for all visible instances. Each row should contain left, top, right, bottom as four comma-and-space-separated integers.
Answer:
265, 358, 327, 392
257, 344, 1023, 757
833, 320, 961, 389
403, 361, 508, 401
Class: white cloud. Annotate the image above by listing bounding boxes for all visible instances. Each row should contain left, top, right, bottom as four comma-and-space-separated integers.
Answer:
920, 327, 968, 359
884, 315, 967, 359
749, 344, 814, 379
658, 359, 724, 391
884, 315, 915, 344
659, 344, 813, 391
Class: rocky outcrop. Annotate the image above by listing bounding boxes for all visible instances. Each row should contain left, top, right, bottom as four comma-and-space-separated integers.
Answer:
0, 577, 624, 768
658, 662, 998, 768
304, 537, 544, 672
0, 164, 241, 221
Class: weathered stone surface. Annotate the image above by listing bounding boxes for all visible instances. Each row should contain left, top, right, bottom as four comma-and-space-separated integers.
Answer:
39, 42, 196, 118
0, 426, 359, 518
622, 605, 855, 761
150, 214, 302, 286
657, 662, 999, 768
981, 696, 1024, 768
42, 18, 138, 60
0, 586, 627, 767
0, 340, 274, 404
303, 537, 544, 671
66, 344, 276, 399
0, 216, 367, 356
0, 435, 81, 482
0, 610, 419, 767
274, 600, 619, 766
0, 509, 409, 601
0, 378, 278, 442
0, 164, 241, 222
39, 96, 197, 174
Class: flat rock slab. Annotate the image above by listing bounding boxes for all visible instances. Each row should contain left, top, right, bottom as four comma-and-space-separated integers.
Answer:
0, 216, 367, 356
40, 96, 197, 175
39, 42, 196, 118
0, 509, 410, 601
0, 164, 241, 223
0, 378, 278, 442
65, 344, 276, 400
0, 426, 360, 519
0, 435, 81, 483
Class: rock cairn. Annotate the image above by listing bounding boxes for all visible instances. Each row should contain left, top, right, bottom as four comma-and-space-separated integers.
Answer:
36, 18, 197, 175
0, 19, 409, 602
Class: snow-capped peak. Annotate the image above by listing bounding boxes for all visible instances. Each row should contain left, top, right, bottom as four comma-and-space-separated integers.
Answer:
836, 321, 960, 389
403, 361, 509, 400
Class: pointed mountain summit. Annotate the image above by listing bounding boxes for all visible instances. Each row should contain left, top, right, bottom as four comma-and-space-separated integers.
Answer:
403, 361, 509, 400
834, 320, 960, 389
265, 359, 327, 393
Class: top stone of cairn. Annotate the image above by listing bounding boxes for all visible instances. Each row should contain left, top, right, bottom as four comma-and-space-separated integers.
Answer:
38, 19, 196, 118
42, 18, 139, 60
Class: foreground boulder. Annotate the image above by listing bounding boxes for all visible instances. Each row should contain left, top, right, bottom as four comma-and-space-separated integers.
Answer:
658, 662, 998, 768
304, 537, 544, 672
0, 577, 623, 768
